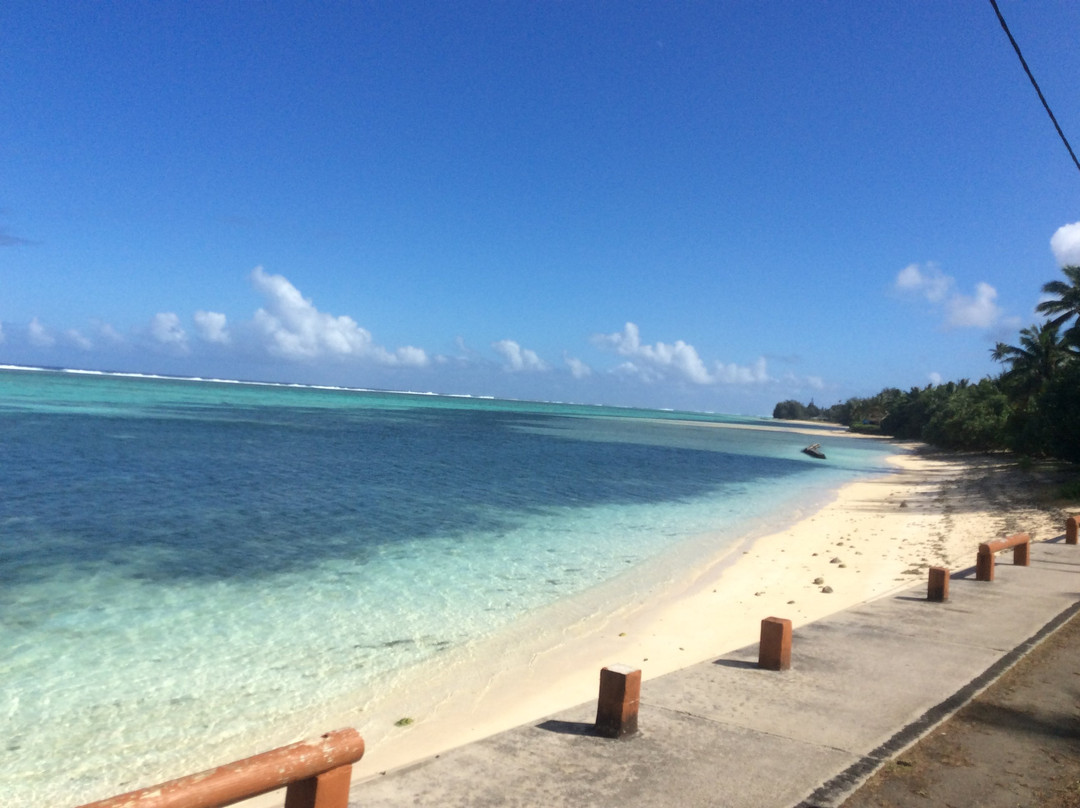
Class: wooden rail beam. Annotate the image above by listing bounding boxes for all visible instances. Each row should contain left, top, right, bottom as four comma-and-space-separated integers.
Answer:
76, 728, 364, 808
976, 533, 1030, 582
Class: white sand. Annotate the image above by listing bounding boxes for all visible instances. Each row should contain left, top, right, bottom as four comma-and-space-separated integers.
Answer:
335, 447, 1061, 783
226, 444, 1065, 808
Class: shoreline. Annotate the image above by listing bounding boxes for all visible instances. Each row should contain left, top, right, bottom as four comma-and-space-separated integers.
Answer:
334, 444, 1062, 788
232, 443, 1063, 808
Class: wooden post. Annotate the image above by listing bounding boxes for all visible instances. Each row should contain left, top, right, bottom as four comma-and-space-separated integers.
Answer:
758, 616, 792, 671
976, 545, 995, 581
1013, 540, 1030, 567
1067, 516, 1079, 545
285, 765, 353, 808
927, 567, 949, 602
595, 664, 641, 738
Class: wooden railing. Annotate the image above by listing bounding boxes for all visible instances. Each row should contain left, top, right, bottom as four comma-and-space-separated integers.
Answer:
75, 728, 364, 808
975, 533, 1030, 581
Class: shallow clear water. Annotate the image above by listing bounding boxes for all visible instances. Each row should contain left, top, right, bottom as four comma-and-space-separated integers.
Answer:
0, 368, 893, 804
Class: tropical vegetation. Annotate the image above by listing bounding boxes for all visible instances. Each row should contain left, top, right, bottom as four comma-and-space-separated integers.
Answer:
774, 265, 1080, 462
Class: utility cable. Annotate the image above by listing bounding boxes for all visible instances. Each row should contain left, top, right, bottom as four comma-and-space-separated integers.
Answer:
989, 0, 1080, 176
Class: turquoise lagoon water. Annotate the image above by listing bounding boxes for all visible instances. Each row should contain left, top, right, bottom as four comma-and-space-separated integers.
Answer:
0, 368, 894, 805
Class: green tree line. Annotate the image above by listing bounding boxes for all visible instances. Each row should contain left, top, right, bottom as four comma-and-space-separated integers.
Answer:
774, 266, 1080, 462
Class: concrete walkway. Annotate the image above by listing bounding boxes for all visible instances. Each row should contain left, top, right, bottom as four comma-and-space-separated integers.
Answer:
841, 595, 1080, 807
350, 538, 1080, 808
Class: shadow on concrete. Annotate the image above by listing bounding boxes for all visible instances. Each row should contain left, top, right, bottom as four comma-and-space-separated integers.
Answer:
535, 719, 599, 737
1032, 558, 1080, 570
711, 658, 759, 670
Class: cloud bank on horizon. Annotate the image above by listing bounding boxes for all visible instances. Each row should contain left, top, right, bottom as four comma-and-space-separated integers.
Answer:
4, 218, 1076, 412
0, 265, 779, 394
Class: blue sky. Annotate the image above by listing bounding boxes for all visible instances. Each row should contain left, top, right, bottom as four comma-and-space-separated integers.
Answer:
2, 1, 1078, 415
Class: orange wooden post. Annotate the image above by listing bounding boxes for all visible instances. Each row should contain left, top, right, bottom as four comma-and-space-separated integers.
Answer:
976, 544, 995, 581
284, 765, 353, 808
1013, 538, 1030, 567
1067, 516, 1079, 545
927, 567, 949, 602
595, 664, 641, 738
758, 616, 792, 671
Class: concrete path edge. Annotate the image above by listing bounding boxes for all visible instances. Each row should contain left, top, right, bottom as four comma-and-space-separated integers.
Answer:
794, 597, 1080, 807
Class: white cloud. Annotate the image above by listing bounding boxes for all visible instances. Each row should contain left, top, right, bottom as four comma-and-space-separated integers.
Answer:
780, 371, 828, 394
492, 339, 549, 372
396, 345, 428, 366
565, 355, 592, 378
945, 282, 1002, 329
612, 359, 653, 380
715, 357, 769, 384
594, 322, 710, 383
895, 263, 1008, 331
65, 329, 92, 350
150, 312, 189, 351
895, 262, 952, 302
28, 317, 54, 347
194, 310, 230, 344
250, 266, 428, 366
95, 321, 124, 345
928, 372, 943, 385
1051, 222, 1080, 266
593, 322, 768, 386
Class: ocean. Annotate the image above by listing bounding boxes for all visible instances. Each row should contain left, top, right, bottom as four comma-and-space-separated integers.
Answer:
0, 367, 894, 805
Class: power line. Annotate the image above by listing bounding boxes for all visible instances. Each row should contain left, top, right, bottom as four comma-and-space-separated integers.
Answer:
988, 0, 1080, 176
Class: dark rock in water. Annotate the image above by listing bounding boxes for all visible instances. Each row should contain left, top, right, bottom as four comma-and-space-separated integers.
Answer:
821, 585, 834, 593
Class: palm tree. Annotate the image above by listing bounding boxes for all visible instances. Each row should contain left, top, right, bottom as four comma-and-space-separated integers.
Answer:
1036, 265, 1080, 344
991, 322, 1073, 405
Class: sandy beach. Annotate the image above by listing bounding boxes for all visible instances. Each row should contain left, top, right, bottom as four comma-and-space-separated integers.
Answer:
210, 438, 1070, 808
307, 442, 1064, 790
